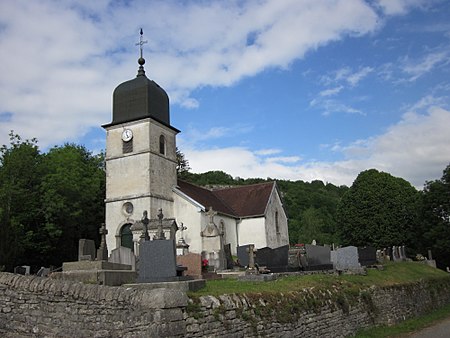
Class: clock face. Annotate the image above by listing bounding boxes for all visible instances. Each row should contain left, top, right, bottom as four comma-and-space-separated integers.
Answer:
122, 129, 133, 142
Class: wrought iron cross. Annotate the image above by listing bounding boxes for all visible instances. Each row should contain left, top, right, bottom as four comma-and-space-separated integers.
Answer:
136, 28, 148, 59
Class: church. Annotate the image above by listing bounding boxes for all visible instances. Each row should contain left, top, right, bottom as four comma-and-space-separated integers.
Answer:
103, 34, 289, 270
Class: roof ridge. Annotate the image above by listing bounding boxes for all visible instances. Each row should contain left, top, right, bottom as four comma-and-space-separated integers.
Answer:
213, 181, 275, 192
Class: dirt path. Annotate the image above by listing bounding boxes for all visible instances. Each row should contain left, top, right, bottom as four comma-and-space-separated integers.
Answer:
407, 316, 450, 338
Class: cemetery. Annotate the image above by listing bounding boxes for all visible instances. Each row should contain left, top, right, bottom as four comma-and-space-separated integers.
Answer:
2, 30, 450, 337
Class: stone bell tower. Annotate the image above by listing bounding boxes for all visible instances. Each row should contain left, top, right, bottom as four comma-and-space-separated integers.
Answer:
102, 29, 179, 252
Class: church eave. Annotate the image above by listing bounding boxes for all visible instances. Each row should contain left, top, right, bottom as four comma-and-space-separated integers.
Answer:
102, 115, 180, 133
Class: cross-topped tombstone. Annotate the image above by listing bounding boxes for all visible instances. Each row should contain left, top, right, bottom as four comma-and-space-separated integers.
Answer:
154, 208, 166, 240
96, 223, 108, 261
179, 222, 187, 238
246, 244, 258, 274
141, 210, 150, 241
176, 222, 189, 255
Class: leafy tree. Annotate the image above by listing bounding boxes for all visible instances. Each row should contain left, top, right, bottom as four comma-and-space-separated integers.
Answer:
39, 144, 105, 265
297, 207, 338, 245
176, 147, 191, 178
0, 134, 106, 271
0, 132, 43, 271
420, 163, 450, 269
336, 169, 420, 248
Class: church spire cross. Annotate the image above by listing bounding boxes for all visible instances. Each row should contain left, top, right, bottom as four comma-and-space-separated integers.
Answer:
136, 28, 148, 64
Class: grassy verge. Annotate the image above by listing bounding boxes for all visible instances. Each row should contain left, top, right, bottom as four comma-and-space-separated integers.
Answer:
354, 302, 450, 337
188, 262, 449, 297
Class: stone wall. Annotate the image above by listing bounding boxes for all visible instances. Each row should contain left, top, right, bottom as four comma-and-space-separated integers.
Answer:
1, 272, 450, 337
0, 272, 187, 337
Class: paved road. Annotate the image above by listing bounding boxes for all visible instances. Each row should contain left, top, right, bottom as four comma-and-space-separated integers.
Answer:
408, 316, 450, 338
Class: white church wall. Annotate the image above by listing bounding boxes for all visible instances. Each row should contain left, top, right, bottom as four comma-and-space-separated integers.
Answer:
173, 192, 203, 254
217, 216, 238, 255
264, 187, 289, 248
238, 217, 267, 249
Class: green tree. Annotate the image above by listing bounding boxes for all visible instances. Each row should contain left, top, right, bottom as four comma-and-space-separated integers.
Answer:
421, 163, 450, 269
0, 132, 43, 271
176, 147, 191, 177
39, 144, 105, 265
297, 207, 338, 245
336, 169, 420, 248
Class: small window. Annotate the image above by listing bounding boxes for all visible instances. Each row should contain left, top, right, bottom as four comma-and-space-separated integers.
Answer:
159, 135, 166, 155
275, 210, 280, 234
123, 139, 133, 154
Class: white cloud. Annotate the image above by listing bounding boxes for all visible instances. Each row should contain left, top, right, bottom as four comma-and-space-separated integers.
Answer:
310, 98, 364, 116
185, 103, 450, 188
319, 86, 343, 97
346, 67, 374, 86
254, 149, 282, 156
0, 0, 381, 148
322, 66, 373, 87
266, 156, 301, 164
376, 0, 428, 15
401, 52, 449, 81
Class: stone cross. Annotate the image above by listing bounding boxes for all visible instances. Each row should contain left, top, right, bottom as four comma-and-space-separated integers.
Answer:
246, 244, 258, 273
179, 222, 187, 239
154, 208, 166, 240
141, 211, 150, 241
96, 223, 108, 261
205, 206, 217, 225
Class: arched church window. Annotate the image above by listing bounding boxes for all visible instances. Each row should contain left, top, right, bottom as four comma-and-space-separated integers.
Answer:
120, 223, 134, 251
159, 135, 166, 155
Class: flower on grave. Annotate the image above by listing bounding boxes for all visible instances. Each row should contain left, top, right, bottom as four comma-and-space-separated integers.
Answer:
202, 259, 209, 267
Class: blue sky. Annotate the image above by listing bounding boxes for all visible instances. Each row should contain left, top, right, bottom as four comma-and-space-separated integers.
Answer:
1, 0, 449, 188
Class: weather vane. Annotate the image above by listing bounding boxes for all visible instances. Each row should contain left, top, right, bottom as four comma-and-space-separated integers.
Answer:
136, 28, 148, 60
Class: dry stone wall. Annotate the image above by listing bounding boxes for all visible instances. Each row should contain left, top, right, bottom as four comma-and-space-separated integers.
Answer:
1, 272, 450, 337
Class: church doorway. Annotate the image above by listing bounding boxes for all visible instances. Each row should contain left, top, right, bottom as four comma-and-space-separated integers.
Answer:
120, 223, 134, 251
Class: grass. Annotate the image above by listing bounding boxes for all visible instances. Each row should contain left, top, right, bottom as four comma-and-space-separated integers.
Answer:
188, 262, 449, 297
186, 262, 450, 335
354, 302, 450, 337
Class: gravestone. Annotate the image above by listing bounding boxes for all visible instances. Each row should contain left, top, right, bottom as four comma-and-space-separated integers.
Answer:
176, 252, 202, 277
288, 245, 308, 271
246, 244, 258, 274
78, 239, 96, 261
36, 267, 50, 277
237, 244, 251, 267
138, 240, 177, 282
358, 246, 377, 266
400, 245, 407, 261
14, 265, 30, 275
386, 247, 392, 261
137, 209, 178, 283
304, 244, 332, 270
255, 245, 289, 272
331, 246, 361, 270
109, 246, 136, 270
223, 244, 234, 269
176, 223, 189, 256
393, 246, 402, 262
96, 224, 108, 261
